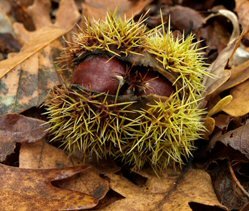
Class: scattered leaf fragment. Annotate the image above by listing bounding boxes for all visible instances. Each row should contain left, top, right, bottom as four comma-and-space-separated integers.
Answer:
0, 113, 48, 162
0, 163, 98, 210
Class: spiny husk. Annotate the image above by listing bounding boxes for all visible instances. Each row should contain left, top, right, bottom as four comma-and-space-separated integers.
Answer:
45, 13, 210, 173
45, 85, 205, 172
58, 13, 148, 71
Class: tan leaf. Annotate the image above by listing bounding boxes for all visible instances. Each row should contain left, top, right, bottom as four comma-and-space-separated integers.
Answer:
82, 0, 151, 20
19, 140, 110, 200
102, 169, 226, 210
204, 10, 241, 96
222, 79, 249, 117
0, 163, 98, 210
0, 114, 48, 162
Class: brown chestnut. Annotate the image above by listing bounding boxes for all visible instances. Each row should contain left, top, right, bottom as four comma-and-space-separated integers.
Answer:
72, 55, 126, 95
142, 71, 174, 97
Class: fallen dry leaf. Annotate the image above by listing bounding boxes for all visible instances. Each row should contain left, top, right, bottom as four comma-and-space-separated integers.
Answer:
82, 0, 151, 20
0, 163, 98, 210
209, 122, 249, 158
0, 113, 48, 162
19, 140, 110, 200
222, 79, 249, 116
204, 9, 241, 96
0, 0, 80, 115
101, 169, 226, 210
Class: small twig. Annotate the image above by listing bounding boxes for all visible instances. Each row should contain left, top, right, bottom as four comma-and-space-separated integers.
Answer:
228, 161, 249, 198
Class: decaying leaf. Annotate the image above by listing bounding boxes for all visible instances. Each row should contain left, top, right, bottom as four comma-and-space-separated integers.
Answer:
19, 140, 110, 200
222, 79, 249, 116
82, 0, 151, 20
204, 9, 241, 96
101, 169, 226, 210
0, 0, 80, 115
0, 113, 48, 162
0, 163, 98, 210
210, 122, 249, 158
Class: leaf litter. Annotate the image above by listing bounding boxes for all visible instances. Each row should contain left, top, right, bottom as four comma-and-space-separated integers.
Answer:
0, 0, 249, 210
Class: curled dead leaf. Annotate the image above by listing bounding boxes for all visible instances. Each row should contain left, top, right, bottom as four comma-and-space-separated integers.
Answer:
204, 9, 241, 96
